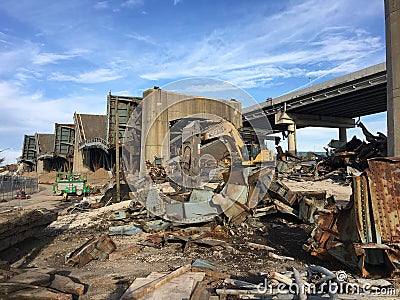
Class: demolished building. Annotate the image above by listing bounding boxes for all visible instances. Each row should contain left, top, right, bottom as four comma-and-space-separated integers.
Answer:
20, 135, 36, 172
35, 133, 55, 173
73, 113, 108, 173
53, 123, 75, 171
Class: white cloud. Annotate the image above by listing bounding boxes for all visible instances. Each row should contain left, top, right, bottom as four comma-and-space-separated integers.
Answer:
0, 44, 38, 76
0, 149, 21, 165
173, 82, 239, 94
121, 0, 143, 8
138, 0, 384, 90
126, 33, 154, 44
49, 68, 124, 83
0, 39, 12, 45
94, 1, 109, 10
173, 0, 183, 5
15, 68, 42, 82
0, 80, 108, 163
33, 52, 78, 65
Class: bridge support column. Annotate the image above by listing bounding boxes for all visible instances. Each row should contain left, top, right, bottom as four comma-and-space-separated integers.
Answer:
339, 127, 347, 143
386, 0, 400, 156
287, 123, 297, 155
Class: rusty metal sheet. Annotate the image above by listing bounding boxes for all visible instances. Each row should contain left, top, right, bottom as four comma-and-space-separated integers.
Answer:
268, 180, 297, 205
65, 234, 116, 267
298, 197, 324, 224
367, 157, 400, 244
306, 157, 400, 277
212, 193, 246, 225
352, 175, 375, 243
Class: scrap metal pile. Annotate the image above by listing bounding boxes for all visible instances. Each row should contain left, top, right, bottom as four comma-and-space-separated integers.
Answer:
304, 157, 400, 278
276, 121, 388, 182
139, 161, 329, 227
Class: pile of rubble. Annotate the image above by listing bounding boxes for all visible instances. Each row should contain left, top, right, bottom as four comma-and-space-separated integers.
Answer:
276, 122, 388, 182
304, 157, 400, 278
1, 122, 399, 299
0, 262, 85, 299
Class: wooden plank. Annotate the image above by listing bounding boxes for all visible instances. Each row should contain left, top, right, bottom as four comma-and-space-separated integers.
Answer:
5, 286, 73, 300
141, 272, 204, 300
246, 242, 276, 251
190, 281, 210, 300
191, 266, 231, 279
268, 271, 292, 286
124, 273, 166, 292
0, 282, 34, 294
120, 264, 191, 300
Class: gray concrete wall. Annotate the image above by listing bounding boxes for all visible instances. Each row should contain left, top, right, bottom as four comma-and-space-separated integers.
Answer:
72, 121, 91, 174
140, 88, 242, 175
386, 0, 400, 156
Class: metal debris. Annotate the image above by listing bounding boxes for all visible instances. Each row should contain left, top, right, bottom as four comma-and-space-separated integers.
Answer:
65, 234, 116, 267
304, 157, 400, 277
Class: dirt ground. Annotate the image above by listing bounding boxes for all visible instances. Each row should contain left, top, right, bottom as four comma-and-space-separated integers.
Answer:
0, 184, 62, 211
0, 179, 363, 299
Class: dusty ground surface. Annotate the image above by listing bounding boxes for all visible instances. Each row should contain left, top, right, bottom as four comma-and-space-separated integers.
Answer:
0, 184, 62, 212
1, 212, 341, 299
0, 181, 398, 299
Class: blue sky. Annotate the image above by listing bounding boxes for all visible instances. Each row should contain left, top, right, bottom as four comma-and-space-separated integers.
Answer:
0, 0, 387, 164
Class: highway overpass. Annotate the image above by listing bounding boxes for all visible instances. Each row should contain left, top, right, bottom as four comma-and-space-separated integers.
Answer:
243, 62, 387, 153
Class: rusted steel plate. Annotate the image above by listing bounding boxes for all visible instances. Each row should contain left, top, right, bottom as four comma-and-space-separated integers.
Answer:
65, 234, 116, 267
367, 157, 400, 243
306, 157, 400, 277
352, 175, 374, 243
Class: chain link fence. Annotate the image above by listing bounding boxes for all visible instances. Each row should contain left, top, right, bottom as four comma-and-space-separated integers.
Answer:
0, 175, 38, 202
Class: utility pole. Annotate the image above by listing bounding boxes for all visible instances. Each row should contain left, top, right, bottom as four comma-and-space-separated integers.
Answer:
115, 97, 121, 202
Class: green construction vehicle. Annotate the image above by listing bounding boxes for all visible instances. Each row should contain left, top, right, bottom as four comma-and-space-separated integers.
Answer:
53, 172, 90, 196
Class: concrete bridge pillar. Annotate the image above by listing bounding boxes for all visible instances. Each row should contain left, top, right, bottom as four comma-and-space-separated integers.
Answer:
385, 0, 400, 156
339, 127, 347, 143
287, 123, 297, 154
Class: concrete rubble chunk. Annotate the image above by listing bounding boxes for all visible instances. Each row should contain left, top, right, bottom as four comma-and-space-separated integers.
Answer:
7, 271, 50, 286
49, 274, 85, 296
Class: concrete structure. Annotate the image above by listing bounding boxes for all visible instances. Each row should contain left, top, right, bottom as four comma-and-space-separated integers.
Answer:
20, 135, 36, 171
54, 123, 75, 171
35, 133, 55, 173
385, 0, 400, 157
73, 113, 108, 173
20, 126, 75, 173
139, 88, 242, 175
243, 63, 387, 153
107, 93, 142, 147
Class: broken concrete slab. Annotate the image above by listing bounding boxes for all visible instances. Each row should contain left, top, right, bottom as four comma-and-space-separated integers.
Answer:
49, 274, 85, 296
7, 270, 50, 286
